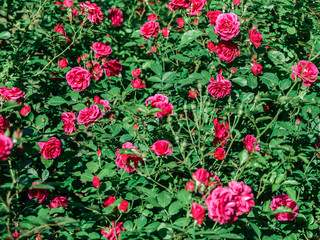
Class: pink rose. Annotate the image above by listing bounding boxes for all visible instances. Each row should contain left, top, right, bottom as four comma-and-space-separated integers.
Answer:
108, 8, 123, 26
177, 17, 185, 27
249, 29, 263, 48
103, 196, 116, 207
291, 60, 319, 87
77, 105, 104, 127
270, 194, 298, 221
207, 11, 221, 26
148, 14, 158, 21
63, 0, 73, 7
99, 100, 112, 113
131, 79, 146, 89
215, 13, 240, 41
92, 176, 100, 188
191, 203, 205, 226
207, 41, 215, 52
251, 60, 263, 76
53, 23, 66, 36
213, 147, 225, 160
167, 0, 190, 11
12, 230, 19, 239
61, 112, 76, 134
151, 140, 173, 156
80, 1, 103, 25
213, 118, 230, 147
20, 105, 31, 116
185, 181, 195, 192
103, 59, 122, 77
0, 134, 13, 161
38, 137, 62, 159
228, 181, 255, 215
0, 87, 25, 104
132, 69, 142, 79
119, 200, 129, 212
140, 21, 160, 39
162, 27, 170, 37
66, 67, 91, 92
86, 61, 104, 80
49, 196, 69, 210
188, 88, 198, 98
145, 94, 174, 119
207, 74, 232, 98
193, 168, 209, 183
115, 142, 142, 173
28, 182, 49, 203
189, 0, 206, 16
58, 58, 69, 69
243, 134, 260, 154
0, 116, 9, 134
215, 40, 238, 63
233, 0, 240, 5
101, 222, 124, 240
92, 42, 112, 59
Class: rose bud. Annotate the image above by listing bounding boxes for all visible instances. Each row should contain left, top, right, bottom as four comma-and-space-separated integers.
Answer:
93, 176, 100, 188
185, 181, 195, 192
191, 203, 205, 226
20, 105, 31, 116
119, 200, 129, 212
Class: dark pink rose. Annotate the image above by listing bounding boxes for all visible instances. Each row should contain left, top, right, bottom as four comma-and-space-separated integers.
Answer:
119, 200, 129, 212
103, 59, 122, 77
207, 11, 221, 25
191, 203, 206, 226
101, 222, 124, 240
177, 17, 185, 27
77, 105, 104, 127
115, 142, 142, 173
28, 182, 49, 203
193, 168, 209, 183
92, 42, 112, 59
61, 112, 76, 134
103, 196, 116, 207
215, 40, 238, 63
99, 100, 112, 113
207, 41, 215, 52
213, 147, 225, 160
270, 194, 298, 221
233, 0, 240, 5
188, 88, 198, 98
249, 29, 263, 48
20, 105, 31, 116
58, 58, 69, 69
80, 1, 103, 25
132, 68, 142, 77
38, 137, 62, 159
12, 230, 19, 239
291, 60, 318, 87
148, 14, 158, 21
0, 134, 13, 161
63, 0, 73, 7
151, 140, 173, 156
140, 21, 160, 39
215, 13, 240, 41
72, 8, 79, 18
53, 23, 66, 36
185, 181, 195, 192
0, 87, 25, 104
251, 60, 263, 76
131, 79, 146, 89
0, 116, 9, 134
213, 118, 230, 147
167, 0, 190, 11
108, 8, 123, 26
243, 134, 260, 154
162, 27, 170, 37
92, 176, 100, 188
66, 67, 91, 92
145, 94, 174, 119
189, 0, 206, 16
207, 74, 232, 98
49, 196, 69, 210
86, 61, 104, 80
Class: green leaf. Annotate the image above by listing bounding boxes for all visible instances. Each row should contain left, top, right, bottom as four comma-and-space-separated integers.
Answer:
260, 72, 279, 87
282, 180, 300, 186
176, 190, 191, 205
35, 114, 49, 129
285, 187, 297, 201
232, 77, 247, 87
0, 31, 10, 39
86, 162, 99, 173
247, 76, 258, 89
135, 215, 147, 230
219, 233, 243, 239
151, 62, 162, 76
47, 96, 67, 106
239, 149, 249, 165
41, 158, 54, 168
168, 201, 183, 215
42, 170, 49, 181
268, 51, 286, 65
250, 223, 261, 238
287, 27, 296, 35
180, 30, 203, 46
272, 206, 295, 214
157, 191, 172, 208
280, 79, 291, 90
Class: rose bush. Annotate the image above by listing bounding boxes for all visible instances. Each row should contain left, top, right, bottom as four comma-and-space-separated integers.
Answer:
0, 0, 320, 239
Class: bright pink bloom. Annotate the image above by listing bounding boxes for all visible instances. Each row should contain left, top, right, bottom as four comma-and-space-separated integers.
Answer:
213, 118, 230, 147
77, 105, 104, 127
0, 87, 25, 104
101, 222, 124, 240
213, 147, 225, 160
61, 112, 76, 134
148, 14, 158, 21
20, 105, 31, 116
233, 0, 240, 5
63, 0, 73, 7
270, 194, 298, 221
191, 203, 205, 226
93, 176, 100, 188
12, 230, 19, 239
167, 0, 190, 11
145, 94, 174, 119
291, 60, 318, 87
177, 18, 185, 27
49, 196, 69, 210
207, 74, 232, 98
0, 134, 13, 161
185, 181, 195, 192
151, 140, 173, 156
103, 59, 122, 77
80, 1, 103, 25
243, 134, 260, 154
53, 23, 66, 36
104, 196, 116, 207
87, 61, 104, 80
58, 58, 69, 69
66, 67, 91, 92
115, 142, 142, 173
215, 13, 240, 41
0, 116, 9, 134
140, 21, 160, 39
249, 29, 263, 48
108, 8, 123, 26
162, 27, 170, 37
251, 60, 263, 76
189, 0, 206, 16
132, 68, 142, 77
119, 200, 129, 212
188, 88, 198, 98
131, 79, 146, 89
92, 42, 112, 59
38, 137, 62, 159
229, 181, 255, 216
215, 40, 238, 63
193, 168, 209, 183
207, 11, 221, 26
28, 182, 49, 203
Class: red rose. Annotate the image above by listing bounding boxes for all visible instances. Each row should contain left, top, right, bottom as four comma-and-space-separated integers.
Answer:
151, 140, 173, 156
188, 88, 198, 98
0, 134, 13, 161
177, 17, 185, 27
251, 60, 263, 76
213, 118, 230, 147
148, 14, 158, 21
77, 105, 104, 127
193, 168, 209, 183
191, 203, 206, 226
0, 116, 9, 134
80, 1, 103, 25
86, 61, 103, 80
207, 11, 221, 26
12, 230, 19, 239
131, 79, 146, 89
0, 87, 25, 104
99, 100, 112, 113
104, 196, 116, 207
108, 8, 123, 26
20, 105, 31, 116
207, 41, 215, 52
63, 0, 73, 7
92, 42, 112, 59
58, 58, 69, 69
213, 147, 225, 160
215, 13, 240, 41
162, 27, 170, 37
115, 142, 142, 173
207, 74, 231, 98
243, 134, 260, 154
215, 40, 238, 63
49, 196, 69, 210
103, 59, 122, 77
188, 0, 206, 16
93, 96, 100, 104
132, 68, 142, 77
119, 200, 129, 212
38, 137, 62, 159
291, 60, 318, 87
185, 181, 195, 192
270, 194, 298, 221
140, 21, 160, 39
233, 0, 240, 5
53, 23, 66, 36
28, 182, 49, 203
61, 112, 76, 134
167, 0, 190, 11
92, 176, 100, 188
249, 29, 263, 48
145, 94, 174, 119
66, 67, 91, 92
101, 222, 124, 240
